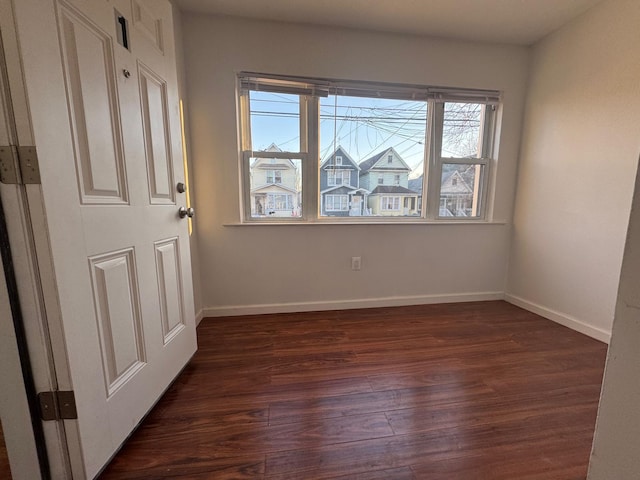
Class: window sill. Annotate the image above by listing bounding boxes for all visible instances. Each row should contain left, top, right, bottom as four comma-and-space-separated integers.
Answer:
224, 220, 508, 227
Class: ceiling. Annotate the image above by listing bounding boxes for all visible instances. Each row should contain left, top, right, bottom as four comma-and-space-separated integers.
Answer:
172, 0, 603, 45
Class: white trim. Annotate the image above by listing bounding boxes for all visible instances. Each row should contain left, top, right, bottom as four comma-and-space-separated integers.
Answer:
224, 220, 508, 226
381, 196, 401, 211
327, 169, 350, 186
202, 291, 503, 317
195, 308, 204, 326
504, 293, 611, 344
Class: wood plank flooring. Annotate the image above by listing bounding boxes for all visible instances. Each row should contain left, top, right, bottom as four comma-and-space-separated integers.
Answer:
100, 301, 607, 479
0, 422, 11, 479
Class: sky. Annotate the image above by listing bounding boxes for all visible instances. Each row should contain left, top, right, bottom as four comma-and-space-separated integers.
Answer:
249, 91, 481, 178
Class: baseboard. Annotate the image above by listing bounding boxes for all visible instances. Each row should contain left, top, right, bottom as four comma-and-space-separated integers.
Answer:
194, 308, 204, 326
504, 293, 611, 344
201, 292, 504, 318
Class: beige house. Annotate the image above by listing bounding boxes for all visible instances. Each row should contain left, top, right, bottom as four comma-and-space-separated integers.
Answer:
250, 145, 300, 217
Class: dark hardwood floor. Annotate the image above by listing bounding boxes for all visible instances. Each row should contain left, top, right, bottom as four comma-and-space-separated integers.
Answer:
0, 421, 11, 479
100, 301, 607, 479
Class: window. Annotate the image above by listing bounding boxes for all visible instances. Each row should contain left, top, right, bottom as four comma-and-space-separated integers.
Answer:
267, 193, 292, 211
430, 102, 495, 219
328, 169, 350, 186
266, 170, 282, 184
239, 73, 499, 222
325, 194, 349, 211
381, 196, 401, 211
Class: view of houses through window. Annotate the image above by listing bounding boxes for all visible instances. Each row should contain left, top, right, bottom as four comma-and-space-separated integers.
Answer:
242, 78, 496, 220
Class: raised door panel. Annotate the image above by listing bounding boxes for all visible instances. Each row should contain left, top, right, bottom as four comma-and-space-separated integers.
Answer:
58, 2, 128, 204
154, 238, 184, 343
131, 0, 164, 53
138, 63, 174, 204
89, 249, 146, 397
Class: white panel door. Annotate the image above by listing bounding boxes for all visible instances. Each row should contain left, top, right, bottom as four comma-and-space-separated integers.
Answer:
10, 0, 197, 477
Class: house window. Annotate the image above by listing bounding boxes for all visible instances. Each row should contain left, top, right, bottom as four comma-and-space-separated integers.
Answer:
328, 170, 350, 186
325, 194, 349, 211
266, 193, 292, 211
381, 196, 401, 211
266, 170, 282, 184
239, 73, 498, 222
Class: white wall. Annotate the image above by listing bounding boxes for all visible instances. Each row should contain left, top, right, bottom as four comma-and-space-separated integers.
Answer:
506, 0, 640, 342
181, 14, 529, 315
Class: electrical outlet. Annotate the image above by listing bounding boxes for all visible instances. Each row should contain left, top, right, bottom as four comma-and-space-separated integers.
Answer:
351, 256, 361, 271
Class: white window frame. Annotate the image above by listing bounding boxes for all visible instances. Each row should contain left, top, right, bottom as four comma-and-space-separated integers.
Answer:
327, 169, 350, 186
381, 196, 401, 211
238, 73, 499, 223
325, 194, 349, 211
335, 156, 343, 165
426, 102, 495, 221
239, 86, 316, 222
266, 170, 282, 184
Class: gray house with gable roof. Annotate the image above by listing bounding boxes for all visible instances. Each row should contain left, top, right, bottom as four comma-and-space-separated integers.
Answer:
320, 146, 370, 216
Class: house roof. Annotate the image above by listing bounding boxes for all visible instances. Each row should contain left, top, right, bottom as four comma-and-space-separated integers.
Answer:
370, 185, 418, 195
441, 169, 473, 194
265, 143, 282, 152
250, 149, 297, 169
320, 146, 360, 170
251, 183, 298, 194
407, 176, 423, 194
359, 147, 411, 172
321, 185, 370, 195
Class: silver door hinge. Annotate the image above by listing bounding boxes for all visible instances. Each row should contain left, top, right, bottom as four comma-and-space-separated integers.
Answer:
0, 145, 40, 184
38, 391, 78, 421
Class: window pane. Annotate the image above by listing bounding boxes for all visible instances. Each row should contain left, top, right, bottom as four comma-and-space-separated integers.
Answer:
319, 95, 426, 217
248, 157, 302, 218
249, 91, 300, 152
441, 103, 483, 158
439, 163, 484, 218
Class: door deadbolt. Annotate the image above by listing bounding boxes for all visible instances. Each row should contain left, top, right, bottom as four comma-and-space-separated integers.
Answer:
176, 182, 186, 193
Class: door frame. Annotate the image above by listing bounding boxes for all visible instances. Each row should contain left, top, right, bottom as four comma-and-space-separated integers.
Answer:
0, 0, 78, 477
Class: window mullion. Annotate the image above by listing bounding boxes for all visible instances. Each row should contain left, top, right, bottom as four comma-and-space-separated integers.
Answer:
241, 151, 252, 220
481, 104, 496, 159
304, 96, 319, 221
426, 101, 443, 220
